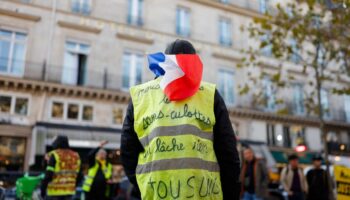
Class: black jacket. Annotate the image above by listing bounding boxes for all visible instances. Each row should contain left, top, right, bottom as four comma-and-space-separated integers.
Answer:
85, 147, 110, 197
121, 89, 241, 200
41, 136, 83, 197
306, 168, 329, 200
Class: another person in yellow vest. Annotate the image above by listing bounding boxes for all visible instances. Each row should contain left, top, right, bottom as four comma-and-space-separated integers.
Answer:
83, 140, 113, 200
40, 135, 81, 200
121, 39, 241, 200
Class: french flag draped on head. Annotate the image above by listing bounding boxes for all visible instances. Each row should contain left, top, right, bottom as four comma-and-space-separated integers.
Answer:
148, 52, 203, 101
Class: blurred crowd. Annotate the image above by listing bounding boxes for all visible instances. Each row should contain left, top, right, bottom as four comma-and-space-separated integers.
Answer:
38, 136, 135, 200
240, 148, 331, 200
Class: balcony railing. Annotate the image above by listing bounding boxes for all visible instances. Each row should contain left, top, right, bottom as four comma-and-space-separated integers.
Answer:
1, 58, 349, 123
215, 0, 276, 14
0, 58, 140, 92
330, 108, 349, 123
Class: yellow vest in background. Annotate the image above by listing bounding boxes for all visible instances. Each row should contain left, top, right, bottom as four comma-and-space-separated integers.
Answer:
82, 161, 112, 195
130, 78, 223, 200
47, 149, 80, 196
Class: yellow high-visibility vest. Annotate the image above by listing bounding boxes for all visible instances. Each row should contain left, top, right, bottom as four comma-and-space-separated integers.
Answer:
47, 149, 81, 196
82, 161, 112, 195
130, 78, 223, 200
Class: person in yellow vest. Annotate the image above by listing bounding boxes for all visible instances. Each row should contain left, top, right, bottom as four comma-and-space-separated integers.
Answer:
121, 39, 241, 200
40, 135, 81, 200
83, 140, 113, 200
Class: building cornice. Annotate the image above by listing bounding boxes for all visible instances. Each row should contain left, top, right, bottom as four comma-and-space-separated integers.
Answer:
36, 122, 122, 133
116, 32, 154, 44
338, 76, 350, 85
187, 0, 265, 19
287, 69, 307, 77
0, 124, 32, 136
58, 20, 102, 34
0, 75, 130, 103
0, 8, 41, 22
1, 75, 349, 130
229, 107, 350, 131
212, 51, 241, 62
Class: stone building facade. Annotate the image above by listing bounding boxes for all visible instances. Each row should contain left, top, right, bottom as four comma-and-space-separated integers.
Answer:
0, 0, 349, 171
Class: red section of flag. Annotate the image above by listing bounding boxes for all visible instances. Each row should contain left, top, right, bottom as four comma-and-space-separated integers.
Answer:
164, 54, 203, 101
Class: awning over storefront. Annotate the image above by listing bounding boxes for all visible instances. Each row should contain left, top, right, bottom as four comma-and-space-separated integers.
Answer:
30, 122, 122, 164
271, 151, 288, 163
271, 150, 318, 165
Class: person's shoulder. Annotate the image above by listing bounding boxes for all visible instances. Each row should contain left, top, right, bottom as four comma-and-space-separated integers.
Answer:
306, 169, 314, 175
130, 79, 161, 97
281, 166, 288, 173
201, 81, 216, 89
198, 81, 216, 96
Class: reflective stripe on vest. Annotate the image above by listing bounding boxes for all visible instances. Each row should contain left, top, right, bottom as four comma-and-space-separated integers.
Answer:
47, 149, 80, 196
130, 78, 223, 200
82, 161, 112, 195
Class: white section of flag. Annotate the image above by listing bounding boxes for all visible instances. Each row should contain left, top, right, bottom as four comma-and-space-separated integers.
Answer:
159, 55, 185, 89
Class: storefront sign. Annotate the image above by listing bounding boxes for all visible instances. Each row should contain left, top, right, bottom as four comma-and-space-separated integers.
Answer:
334, 165, 350, 200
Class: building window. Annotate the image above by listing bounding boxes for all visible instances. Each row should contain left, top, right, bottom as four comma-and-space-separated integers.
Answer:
261, 34, 272, 57
0, 95, 12, 113
321, 89, 330, 118
112, 107, 124, 124
344, 95, 350, 122
176, 7, 190, 37
71, 0, 91, 15
127, 0, 143, 26
82, 105, 93, 121
62, 41, 90, 86
67, 103, 79, 120
267, 124, 303, 148
288, 126, 306, 148
218, 69, 235, 105
0, 29, 27, 76
0, 95, 29, 116
292, 84, 304, 115
270, 125, 291, 148
50, 101, 93, 121
14, 98, 28, 115
219, 18, 232, 46
0, 136, 26, 171
219, 0, 230, 3
259, 0, 268, 13
290, 39, 300, 63
266, 124, 276, 146
263, 76, 275, 111
51, 102, 64, 119
327, 131, 340, 153
122, 52, 143, 90
282, 126, 292, 148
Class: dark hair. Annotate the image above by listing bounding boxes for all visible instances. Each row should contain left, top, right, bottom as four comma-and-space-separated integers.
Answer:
312, 154, 323, 161
165, 39, 196, 54
52, 135, 70, 149
288, 154, 299, 161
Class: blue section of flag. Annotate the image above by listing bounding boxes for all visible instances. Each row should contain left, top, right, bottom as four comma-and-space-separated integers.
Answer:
147, 52, 166, 77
